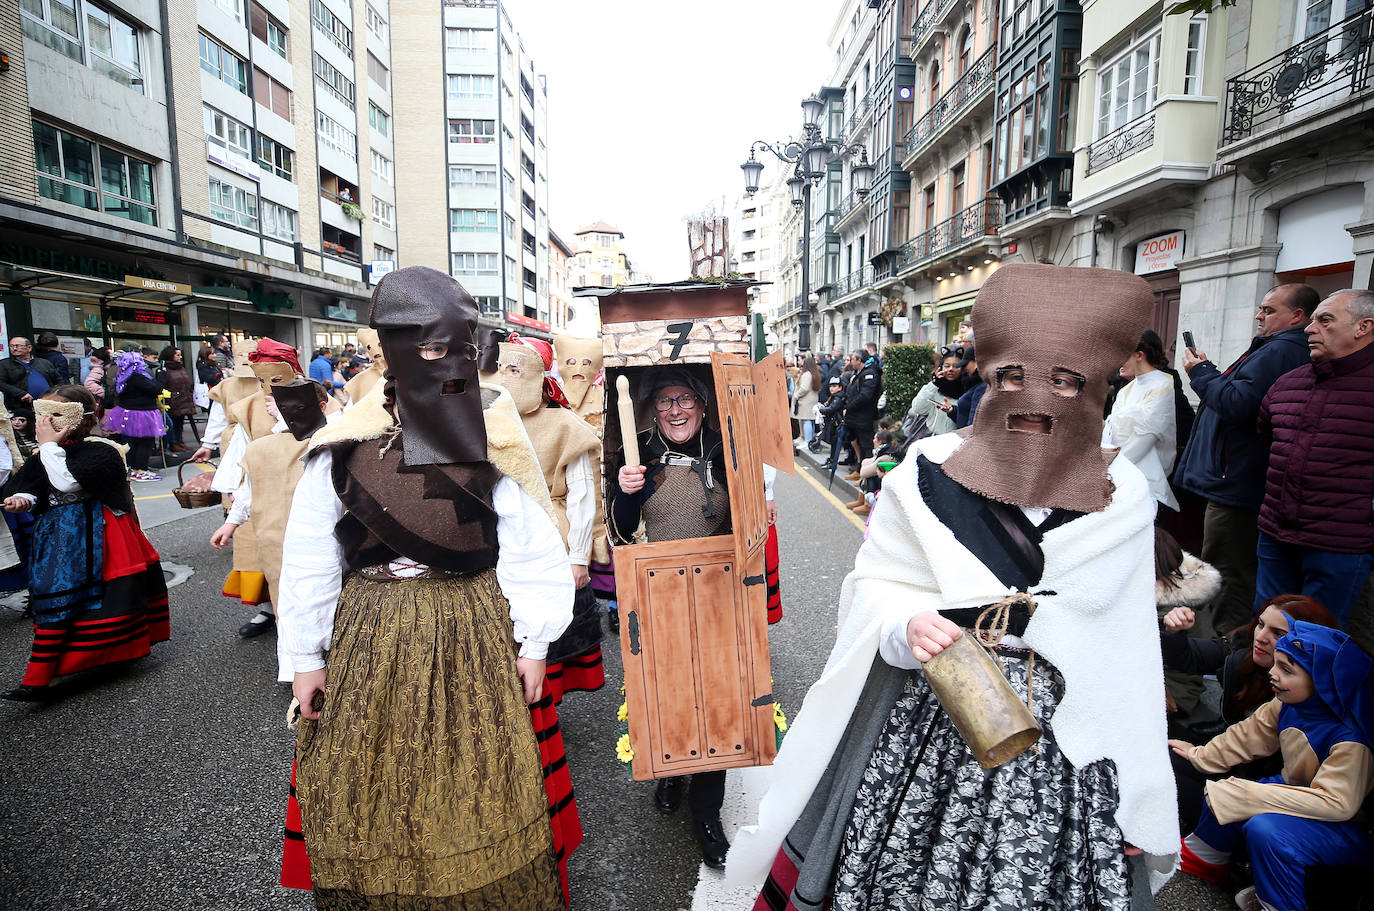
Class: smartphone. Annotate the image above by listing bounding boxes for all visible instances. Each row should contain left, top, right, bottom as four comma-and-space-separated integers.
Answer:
1182, 330, 1196, 354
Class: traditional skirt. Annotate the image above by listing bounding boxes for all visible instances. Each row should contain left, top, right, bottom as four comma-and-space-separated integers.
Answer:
19, 500, 169, 688
294, 570, 562, 910
758, 653, 1130, 911
588, 556, 616, 601
0, 509, 35, 592
101, 406, 165, 438
544, 583, 605, 703
765, 523, 783, 625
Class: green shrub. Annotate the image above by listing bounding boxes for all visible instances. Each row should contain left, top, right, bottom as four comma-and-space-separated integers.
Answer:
881, 343, 937, 417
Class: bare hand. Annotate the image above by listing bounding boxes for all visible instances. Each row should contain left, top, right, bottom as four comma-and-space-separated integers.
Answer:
191, 446, 214, 462
35, 415, 72, 446
3, 496, 30, 513
571, 563, 590, 589
906, 611, 962, 663
618, 464, 646, 495
1168, 739, 1196, 761
293, 668, 328, 721
1162, 606, 1196, 634
265, 397, 280, 420
1123, 843, 1143, 857
766, 501, 777, 526
20, 394, 32, 403
516, 656, 546, 704
1182, 348, 1207, 372
209, 522, 237, 550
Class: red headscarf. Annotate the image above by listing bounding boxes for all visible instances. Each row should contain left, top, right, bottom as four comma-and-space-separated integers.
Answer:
247, 338, 303, 375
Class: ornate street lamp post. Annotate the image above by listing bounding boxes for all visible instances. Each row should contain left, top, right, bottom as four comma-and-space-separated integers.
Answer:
741, 95, 873, 352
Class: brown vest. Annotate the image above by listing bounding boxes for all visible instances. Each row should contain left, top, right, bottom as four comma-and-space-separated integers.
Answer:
329, 434, 502, 573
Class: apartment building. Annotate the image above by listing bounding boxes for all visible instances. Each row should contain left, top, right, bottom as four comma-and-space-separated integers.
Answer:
547, 227, 571, 331
390, 0, 552, 338
568, 221, 631, 289
2, 0, 391, 358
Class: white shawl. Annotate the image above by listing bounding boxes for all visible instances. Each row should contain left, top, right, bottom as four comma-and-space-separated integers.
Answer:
727, 432, 1179, 888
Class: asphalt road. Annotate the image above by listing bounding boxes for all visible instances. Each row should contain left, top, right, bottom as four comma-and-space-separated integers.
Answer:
0, 457, 1231, 910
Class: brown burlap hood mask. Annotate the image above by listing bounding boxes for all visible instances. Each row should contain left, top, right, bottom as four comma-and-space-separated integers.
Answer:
553, 334, 602, 410
368, 266, 485, 465
941, 263, 1153, 513
493, 341, 545, 416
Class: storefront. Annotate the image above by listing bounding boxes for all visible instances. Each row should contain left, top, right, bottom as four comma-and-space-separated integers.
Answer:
1133, 229, 1185, 365
312, 301, 366, 353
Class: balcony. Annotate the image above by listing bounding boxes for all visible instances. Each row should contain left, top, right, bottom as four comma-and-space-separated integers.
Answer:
895, 196, 1002, 276
845, 94, 873, 140
1087, 114, 1155, 175
910, 0, 958, 58
834, 190, 871, 232
902, 45, 997, 168
1219, 8, 1374, 171
831, 266, 876, 305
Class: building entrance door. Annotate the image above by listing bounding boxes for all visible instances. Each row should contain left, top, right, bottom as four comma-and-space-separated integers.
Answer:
1145, 271, 1181, 365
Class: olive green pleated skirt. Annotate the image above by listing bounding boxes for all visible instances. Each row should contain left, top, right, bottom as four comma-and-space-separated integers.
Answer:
296, 570, 559, 909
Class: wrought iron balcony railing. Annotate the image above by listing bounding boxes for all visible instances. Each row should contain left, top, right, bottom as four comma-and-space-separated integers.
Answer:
911, 0, 957, 51
904, 45, 997, 158
1087, 113, 1156, 174
845, 94, 872, 138
833, 266, 875, 300
896, 196, 1002, 273
1223, 8, 1374, 144
835, 190, 869, 225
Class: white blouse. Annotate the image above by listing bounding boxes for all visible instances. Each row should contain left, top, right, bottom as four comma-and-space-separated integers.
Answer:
276, 449, 574, 673
1102, 369, 1178, 510
563, 450, 595, 567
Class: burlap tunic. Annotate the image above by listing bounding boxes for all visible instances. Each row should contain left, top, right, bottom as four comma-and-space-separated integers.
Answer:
237, 431, 308, 600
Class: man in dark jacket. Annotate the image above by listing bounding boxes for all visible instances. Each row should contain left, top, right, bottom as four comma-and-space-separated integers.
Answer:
843, 350, 882, 473
1254, 289, 1374, 625
33, 332, 72, 383
0, 337, 59, 412
1173, 282, 1317, 633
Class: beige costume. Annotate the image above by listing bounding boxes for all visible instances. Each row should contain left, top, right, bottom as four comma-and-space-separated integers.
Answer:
344, 328, 386, 405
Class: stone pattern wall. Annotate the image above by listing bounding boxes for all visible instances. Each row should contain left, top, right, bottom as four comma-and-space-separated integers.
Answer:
603, 315, 750, 367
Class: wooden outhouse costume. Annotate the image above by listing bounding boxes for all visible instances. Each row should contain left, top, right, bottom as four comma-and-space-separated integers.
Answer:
591, 280, 794, 867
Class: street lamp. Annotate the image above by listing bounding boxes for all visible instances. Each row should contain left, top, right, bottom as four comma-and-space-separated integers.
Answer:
740, 98, 873, 352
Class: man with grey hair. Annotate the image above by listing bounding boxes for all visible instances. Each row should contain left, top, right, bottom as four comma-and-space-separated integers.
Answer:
1254, 289, 1374, 624
0, 337, 59, 411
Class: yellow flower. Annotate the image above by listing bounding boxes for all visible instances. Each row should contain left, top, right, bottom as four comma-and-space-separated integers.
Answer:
617, 702, 628, 722
773, 703, 788, 733
615, 733, 634, 763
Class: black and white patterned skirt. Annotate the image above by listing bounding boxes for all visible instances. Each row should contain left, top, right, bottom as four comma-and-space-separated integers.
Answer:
831, 649, 1131, 911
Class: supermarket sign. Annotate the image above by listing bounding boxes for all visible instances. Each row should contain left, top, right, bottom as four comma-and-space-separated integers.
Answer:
1134, 230, 1185, 275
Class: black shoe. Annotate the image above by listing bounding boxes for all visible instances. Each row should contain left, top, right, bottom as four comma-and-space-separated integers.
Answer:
693, 816, 730, 869
2, 684, 48, 702
238, 612, 275, 638
654, 776, 683, 814
607, 606, 620, 635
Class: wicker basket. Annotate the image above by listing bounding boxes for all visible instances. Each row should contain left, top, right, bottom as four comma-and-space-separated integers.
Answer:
173, 460, 221, 509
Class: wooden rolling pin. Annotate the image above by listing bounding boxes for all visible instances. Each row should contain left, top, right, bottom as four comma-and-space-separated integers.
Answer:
616, 374, 639, 468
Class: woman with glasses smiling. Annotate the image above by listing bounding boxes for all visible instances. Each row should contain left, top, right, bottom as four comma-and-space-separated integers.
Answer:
608, 366, 735, 869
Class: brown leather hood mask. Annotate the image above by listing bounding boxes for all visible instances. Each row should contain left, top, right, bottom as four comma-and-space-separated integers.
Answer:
368, 266, 485, 466
941, 263, 1154, 513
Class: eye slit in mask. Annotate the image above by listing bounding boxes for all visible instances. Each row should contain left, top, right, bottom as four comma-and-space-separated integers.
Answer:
440, 379, 466, 395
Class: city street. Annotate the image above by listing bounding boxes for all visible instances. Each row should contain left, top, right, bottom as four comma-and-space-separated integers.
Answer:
0, 457, 1231, 911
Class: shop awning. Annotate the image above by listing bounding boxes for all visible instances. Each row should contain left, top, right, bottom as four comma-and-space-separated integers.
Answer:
0, 262, 247, 308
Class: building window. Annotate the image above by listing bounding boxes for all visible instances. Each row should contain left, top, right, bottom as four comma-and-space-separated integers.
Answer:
33, 120, 155, 224
445, 27, 494, 52
314, 53, 356, 108
371, 197, 394, 229
1096, 31, 1160, 137
369, 103, 390, 137
449, 165, 497, 188
373, 243, 394, 261
447, 118, 495, 143
203, 105, 253, 164
365, 3, 387, 42
447, 74, 495, 101
951, 163, 965, 212
598, 233, 618, 247
452, 253, 499, 276
199, 32, 248, 94
450, 208, 498, 232
370, 149, 393, 183
474, 296, 502, 316
210, 0, 245, 24
250, 3, 288, 59
253, 67, 292, 119
317, 111, 358, 160
504, 214, 515, 239
1184, 17, 1207, 96
366, 52, 389, 92
208, 177, 258, 230
924, 183, 936, 229
311, 0, 352, 53
21, 0, 146, 93
503, 170, 515, 201
262, 200, 298, 242
256, 135, 294, 181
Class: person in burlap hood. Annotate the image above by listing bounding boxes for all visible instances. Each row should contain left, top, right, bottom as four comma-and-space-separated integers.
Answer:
275, 266, 574, 910
730, 264, 1178, 911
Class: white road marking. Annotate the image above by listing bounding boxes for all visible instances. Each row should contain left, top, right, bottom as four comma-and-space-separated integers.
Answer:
690, 764, 775, 910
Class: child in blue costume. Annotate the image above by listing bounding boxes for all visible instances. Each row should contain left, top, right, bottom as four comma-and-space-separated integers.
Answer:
1170, 620, 1374, 911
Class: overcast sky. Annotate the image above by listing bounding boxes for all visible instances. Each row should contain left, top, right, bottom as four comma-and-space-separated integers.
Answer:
512, 0, 838, 281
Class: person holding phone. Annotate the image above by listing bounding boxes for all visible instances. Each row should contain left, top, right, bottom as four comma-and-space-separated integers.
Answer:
1172, 284, 1317, 636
